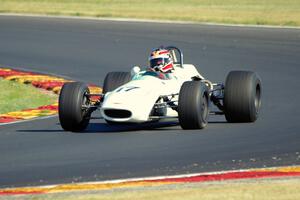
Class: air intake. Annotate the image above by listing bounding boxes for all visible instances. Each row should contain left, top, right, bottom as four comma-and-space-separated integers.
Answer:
104, 109, 132, 118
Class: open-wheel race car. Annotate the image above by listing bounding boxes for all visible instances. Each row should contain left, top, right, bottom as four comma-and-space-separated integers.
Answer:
58, 46, 262, 132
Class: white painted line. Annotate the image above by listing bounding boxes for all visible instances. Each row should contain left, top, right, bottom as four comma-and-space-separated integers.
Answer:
76, 165, 300, 185
4, 165, 299, 190
0, 115, 58, 126
0, 13, 299, 30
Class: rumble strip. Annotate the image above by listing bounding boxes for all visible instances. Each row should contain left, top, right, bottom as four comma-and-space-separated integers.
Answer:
0, 166, 299, 195
0, 67, 101, 124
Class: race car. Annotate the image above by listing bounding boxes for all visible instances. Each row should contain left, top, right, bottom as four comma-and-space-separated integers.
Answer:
58, 46, 262, 132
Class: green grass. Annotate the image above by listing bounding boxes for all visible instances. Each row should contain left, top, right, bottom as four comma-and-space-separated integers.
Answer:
0, 0, 300, 26
0, 79, 57, 114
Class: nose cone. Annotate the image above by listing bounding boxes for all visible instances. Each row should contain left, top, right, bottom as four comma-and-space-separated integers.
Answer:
101, 80, 163, 122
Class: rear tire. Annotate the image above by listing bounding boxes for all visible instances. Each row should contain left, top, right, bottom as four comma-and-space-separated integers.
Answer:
59, 82, 91, 132
178, 81, 209, 129
102, 72, 131, 93
224, 71, 262, 122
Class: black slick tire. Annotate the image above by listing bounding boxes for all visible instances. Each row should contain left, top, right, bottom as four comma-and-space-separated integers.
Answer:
102, 72, 131, 93
59, 82, 91, 132
178, 81, 209, 129
224, 71, 262, 122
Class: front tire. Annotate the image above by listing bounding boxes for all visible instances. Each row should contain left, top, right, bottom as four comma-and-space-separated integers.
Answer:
102, 72, 131, 93
178, 81, 209, 129
59, 82, 91, 132
224, 71, 262, 122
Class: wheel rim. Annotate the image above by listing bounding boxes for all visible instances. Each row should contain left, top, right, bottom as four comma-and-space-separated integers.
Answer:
201, 94, 209, 122
255, 84, 261, 114
81, 91, 90, 118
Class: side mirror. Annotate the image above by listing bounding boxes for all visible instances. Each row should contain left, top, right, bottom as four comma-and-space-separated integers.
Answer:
131, 66, 141, 76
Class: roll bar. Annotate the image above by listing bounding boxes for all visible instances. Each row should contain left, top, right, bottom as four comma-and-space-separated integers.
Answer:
166, 46, 184, 68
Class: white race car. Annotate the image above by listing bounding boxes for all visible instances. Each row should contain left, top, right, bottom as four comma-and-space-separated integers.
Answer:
58, 46, 262, 132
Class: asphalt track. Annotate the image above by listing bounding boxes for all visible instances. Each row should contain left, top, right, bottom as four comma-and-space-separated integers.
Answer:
0, 16, 300, 188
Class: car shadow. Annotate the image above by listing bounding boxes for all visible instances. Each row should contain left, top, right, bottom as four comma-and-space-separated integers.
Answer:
17, 119, 227, 134
16, 120, 180, 134
86, 121, 179, 133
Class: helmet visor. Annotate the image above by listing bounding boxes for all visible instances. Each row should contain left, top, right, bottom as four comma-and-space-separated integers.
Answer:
150, 58, 169, 69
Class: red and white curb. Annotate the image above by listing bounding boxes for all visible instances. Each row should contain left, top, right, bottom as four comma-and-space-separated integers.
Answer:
0, 67, 101, 124
0, 166, 299, 195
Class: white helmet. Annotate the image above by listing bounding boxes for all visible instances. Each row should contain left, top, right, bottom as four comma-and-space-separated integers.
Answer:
149, 48, 174, 73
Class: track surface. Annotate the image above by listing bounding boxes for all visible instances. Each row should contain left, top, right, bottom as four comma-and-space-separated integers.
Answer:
0, 16, 299, 188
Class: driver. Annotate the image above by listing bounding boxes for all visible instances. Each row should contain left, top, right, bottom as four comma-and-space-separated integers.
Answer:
148, 47, 174, 73
131, 47, 175, 80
